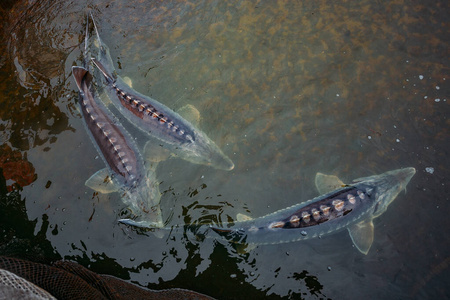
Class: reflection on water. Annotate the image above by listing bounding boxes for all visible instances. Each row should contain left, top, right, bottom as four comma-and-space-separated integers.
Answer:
0, 0, 448, 299
0, 144, 36, 191
0, 1, 78, 151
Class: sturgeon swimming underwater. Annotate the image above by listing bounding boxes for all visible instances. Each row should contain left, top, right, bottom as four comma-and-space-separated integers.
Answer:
88, 14, 234, 171
209, 168, 416, 255
72, 65, 164, 228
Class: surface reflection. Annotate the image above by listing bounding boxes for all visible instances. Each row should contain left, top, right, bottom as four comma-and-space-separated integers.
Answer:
1, 0, 79, 151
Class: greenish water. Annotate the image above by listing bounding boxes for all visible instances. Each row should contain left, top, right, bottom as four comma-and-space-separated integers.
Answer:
0, 0, 448, 299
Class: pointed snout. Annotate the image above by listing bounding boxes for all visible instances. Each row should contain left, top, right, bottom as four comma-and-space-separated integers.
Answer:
391, 167, 416, 186
211, 152, 234, 171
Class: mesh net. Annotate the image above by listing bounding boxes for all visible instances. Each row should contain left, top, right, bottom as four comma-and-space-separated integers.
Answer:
0, 256, 215, 300
0, 268, 56, 299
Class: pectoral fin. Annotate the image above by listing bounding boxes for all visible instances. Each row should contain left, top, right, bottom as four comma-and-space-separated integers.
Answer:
143, 141, 171, 164
315, 173, 345, 194
347, 219, 374, 255
236, 213, 253, 222
85, 168, 118, 193
177, 104, 201, 127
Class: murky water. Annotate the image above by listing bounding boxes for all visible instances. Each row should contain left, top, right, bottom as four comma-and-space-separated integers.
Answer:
1, 0, 448, 299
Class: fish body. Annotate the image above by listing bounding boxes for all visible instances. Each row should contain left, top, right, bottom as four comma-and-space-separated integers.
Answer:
88, 16, 234, 171
209, 168, 416, 254
72, 66, 163, 228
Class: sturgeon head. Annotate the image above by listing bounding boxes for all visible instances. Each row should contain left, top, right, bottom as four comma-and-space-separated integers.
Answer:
351, 167, 416, 219
309, 167, 416, 254
87, 13, 116, 81
342, 167, 416, 254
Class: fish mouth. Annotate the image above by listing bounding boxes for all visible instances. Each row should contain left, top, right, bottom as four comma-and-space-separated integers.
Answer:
204, 148, 234, 171
393, 167, 416, 185
224, 160, 235, 171
185, 135, 234, 170
212, 154, 234, 171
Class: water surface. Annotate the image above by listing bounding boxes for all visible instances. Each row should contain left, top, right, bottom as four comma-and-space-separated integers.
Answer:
0, 0, 448, 299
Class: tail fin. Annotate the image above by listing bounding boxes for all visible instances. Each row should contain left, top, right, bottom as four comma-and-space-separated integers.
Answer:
72, 66, 88, 91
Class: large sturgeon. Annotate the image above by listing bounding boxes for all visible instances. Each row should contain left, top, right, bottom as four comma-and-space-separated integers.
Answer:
180, 168, 415, 255
72, 15, 165, 228
72, 62, 163, 227
88, 15, 234, 171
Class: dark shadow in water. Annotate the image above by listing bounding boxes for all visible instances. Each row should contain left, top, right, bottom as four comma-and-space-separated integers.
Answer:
291, 270, 327, 299
0, 165, 217, 300
0, 170, 60, 264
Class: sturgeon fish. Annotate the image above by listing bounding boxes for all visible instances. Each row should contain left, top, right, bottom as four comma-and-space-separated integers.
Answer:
72, 65, 163, 228
207, 168, 416, 254
87, 15, 234, 171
